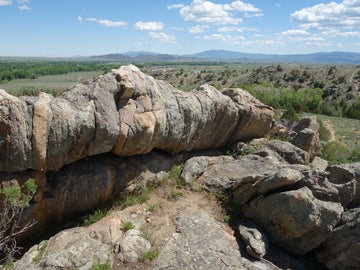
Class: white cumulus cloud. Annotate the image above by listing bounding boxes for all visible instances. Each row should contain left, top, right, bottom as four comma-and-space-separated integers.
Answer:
134, 21, 164, 31
0, 0, 12, 6
279, 29, 310, 36
18, 4, 30, 10
188, 25, 210, 33
167, 4, 184, 10
78, 16, 127, 27
217, 26, 259, 32
178, 0, 261, 25
291, 0, 360, 30
17, 0, 28, 3
148, 32, 177, 43
203, 33, 245, 42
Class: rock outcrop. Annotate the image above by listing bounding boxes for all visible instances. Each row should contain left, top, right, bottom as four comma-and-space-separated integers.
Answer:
1, 67, 359, 270
15, 205, 150, 270
0, 65, 273, 173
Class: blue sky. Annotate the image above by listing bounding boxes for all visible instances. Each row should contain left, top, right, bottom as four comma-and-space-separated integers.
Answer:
1, 0, 360, 57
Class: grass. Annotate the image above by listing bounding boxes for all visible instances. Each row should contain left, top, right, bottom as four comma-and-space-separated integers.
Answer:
122, 221, 135, 232
140, 250, 160, 262
0, 71, 103, 96
168, 188, 183, 199
91, 259, 111, 270
83, 209, 108, 227
32, 240, 49, 263
303, 112, 360, 149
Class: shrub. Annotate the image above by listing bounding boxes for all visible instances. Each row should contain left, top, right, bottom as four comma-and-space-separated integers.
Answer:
319, 141, 350, 164
0, 178, 37, 264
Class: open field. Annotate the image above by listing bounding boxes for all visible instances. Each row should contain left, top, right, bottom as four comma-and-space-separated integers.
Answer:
304, 112, 360, 149
0, 71, 104, 96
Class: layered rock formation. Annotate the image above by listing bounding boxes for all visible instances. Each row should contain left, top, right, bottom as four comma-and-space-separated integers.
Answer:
1, 67, 359, 270
0, 65, 273, 173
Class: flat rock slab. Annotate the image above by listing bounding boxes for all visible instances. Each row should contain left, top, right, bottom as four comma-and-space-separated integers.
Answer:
154, 211, 280, 270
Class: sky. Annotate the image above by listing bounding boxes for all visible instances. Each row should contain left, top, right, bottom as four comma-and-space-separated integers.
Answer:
1, 0, 360, 57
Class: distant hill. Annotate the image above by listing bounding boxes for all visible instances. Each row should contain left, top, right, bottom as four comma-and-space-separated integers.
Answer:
122, 51, 159, 57
185, 50, 360, 63
91, 50, 360, 63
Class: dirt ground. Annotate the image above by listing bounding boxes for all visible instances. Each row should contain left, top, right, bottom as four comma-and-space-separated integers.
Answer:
112, 182, 229, 270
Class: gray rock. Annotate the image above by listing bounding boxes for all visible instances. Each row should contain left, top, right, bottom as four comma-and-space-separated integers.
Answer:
316, 208, 360, 270
310, 157, 328, 170
118, 229, 151, 263
327, 165, 357, 207
181, 156, 209, 183
238, 222, 269, 259
15, 205, 149, 270
267, 140, 310, 164
154, 211, 280, 270
341, 162, 360, 207
292, 117, 320, 133
242, 187, 343, 255
234, 168, 303, 206
290, 128, 320, 162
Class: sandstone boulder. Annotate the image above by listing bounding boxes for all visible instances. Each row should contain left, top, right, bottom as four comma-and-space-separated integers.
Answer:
242, 187, 343, 255
291, 128, 320, 162
0, 65, 274, 172
14, 205, 150, 270
292, 116, 320, 133
154, 211, 280, 270
316, 208, 360, 270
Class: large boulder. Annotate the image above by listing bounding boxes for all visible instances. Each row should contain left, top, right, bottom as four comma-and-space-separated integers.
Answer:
154, 211, 280, 270
291, 128, 320, 162
316, 208, 360, 270
0, 65, 273, 172
14, 205, 150, 270
242, 187, 343, 255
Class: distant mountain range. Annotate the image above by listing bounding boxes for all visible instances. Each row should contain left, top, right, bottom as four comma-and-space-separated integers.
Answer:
91, 50, 360, 63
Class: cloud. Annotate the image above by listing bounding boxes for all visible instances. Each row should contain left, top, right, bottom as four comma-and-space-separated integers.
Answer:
0, 0, 12, 6
291, 0, 360, 30
18, 4, 30, 10
170, 26, 185, 31
202, 33, 245, 42
244, 12, 264, 18
304, 41, 332, 47
234, 39, 285, 47
217, 26, 259, 32
17, 0, 28, 3
134, 21, 164, 31
178, 0, 261, 25
321, 29, 360, 37
188, 25, 210, 33
78, 16, 127, 27
279, 29, 310, 36
167, 4, 184, 10
148, 32, 177, 43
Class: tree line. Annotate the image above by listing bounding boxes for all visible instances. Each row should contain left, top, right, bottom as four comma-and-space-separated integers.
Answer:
0, 62, 120, 83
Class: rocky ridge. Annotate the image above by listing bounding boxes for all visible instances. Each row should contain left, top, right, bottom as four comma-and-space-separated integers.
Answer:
0, 66, 359, 269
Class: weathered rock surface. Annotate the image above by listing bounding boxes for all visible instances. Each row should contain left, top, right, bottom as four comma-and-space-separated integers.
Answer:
238, 222, 269, 259
290, 128, 320, 162
117, 229, 151, 263
242, 187, 343, 255
316, 208, 360, 270
292, 116, 320, 133
0, 65, 273, 172
154, 211, 280, 270
15, 205, 150, 270
3, 150, 179, 239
